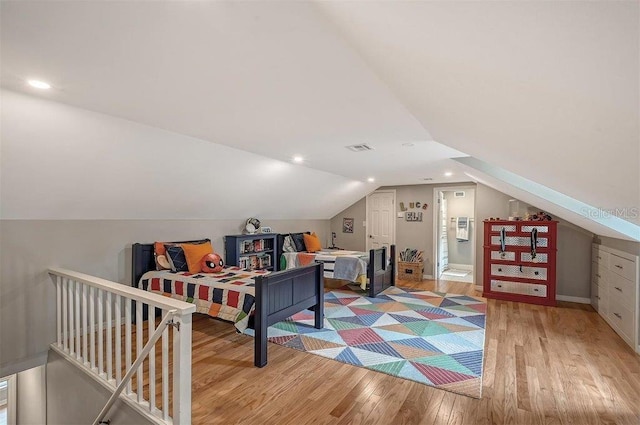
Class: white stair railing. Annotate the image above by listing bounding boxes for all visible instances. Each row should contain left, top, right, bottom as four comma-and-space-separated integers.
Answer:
49, 268, 196, 425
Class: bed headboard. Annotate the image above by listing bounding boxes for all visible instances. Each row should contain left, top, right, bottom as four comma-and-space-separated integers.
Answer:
131, 239, 211, 288
276, 232, 311, 261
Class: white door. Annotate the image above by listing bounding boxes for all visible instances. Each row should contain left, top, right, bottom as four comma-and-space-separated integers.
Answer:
367, 191, 395, 252
438, 194, 449, 277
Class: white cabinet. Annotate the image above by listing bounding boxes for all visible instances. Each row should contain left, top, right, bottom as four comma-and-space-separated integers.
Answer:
591, 243, 639, 354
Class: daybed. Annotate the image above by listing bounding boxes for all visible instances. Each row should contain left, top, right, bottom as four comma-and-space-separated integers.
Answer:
132, 240, 324, 367
276, 233, 396, 297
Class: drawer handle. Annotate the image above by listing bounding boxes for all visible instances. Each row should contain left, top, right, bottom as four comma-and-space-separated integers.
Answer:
596, 274, 601, 278
614, 287, 622, 292
533, 288, 539, 292
597, 256, 602, 260
498, 268, 502, 272
534, 271, 539, 275
596, 296, 600, 300
613, 313, 621, 319
615, 265, 623, 269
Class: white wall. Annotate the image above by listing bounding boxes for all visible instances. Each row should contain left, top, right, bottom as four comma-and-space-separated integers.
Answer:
0, 89, 370, 220
16, 365, 46, 425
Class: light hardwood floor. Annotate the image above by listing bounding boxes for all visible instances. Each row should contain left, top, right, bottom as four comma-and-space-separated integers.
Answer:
125, 278, 640, 424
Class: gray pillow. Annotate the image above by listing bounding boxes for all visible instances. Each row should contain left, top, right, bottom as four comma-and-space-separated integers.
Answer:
290, 233, 307, 252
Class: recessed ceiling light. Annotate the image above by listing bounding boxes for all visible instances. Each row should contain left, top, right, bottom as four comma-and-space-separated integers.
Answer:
422, 178, 433, 181
367, 177, 375, 183
444, 172, 453, 177
402, 142, 415, 147
27, 80, 51, 89
292, 156, 304, 163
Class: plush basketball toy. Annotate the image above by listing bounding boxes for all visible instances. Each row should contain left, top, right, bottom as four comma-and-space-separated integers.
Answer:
201, 253, 224, 273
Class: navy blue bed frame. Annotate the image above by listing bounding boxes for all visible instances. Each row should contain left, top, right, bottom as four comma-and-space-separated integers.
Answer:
131, 241, 324, 368
276, 234, 396, 297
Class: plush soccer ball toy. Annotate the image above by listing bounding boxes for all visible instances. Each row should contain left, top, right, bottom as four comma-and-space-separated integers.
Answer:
201, 253, 224, 273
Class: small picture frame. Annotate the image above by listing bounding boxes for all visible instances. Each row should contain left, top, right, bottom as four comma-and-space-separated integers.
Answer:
343, 218, 354, 233
260, 226, 272, 233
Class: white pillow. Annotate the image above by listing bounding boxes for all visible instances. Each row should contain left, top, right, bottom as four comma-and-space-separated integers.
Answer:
283, 235, 296, 253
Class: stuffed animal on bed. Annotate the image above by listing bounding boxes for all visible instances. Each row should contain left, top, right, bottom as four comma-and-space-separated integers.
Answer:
201, 252, 224, 273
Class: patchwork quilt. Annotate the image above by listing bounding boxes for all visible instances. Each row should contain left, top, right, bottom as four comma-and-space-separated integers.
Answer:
138, 267, 268, 332
281, 251, 368, 289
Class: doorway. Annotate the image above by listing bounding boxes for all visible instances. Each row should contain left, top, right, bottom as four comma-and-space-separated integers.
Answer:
433, 187, 476, 284
366, 190, 396, 253
0, 374, 16, 425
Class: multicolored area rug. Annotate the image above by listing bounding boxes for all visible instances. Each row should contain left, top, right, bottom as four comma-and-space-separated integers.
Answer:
248, 286, 486, 398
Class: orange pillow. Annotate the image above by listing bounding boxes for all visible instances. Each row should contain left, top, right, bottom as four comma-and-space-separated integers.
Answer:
181, 242, 214, 274
303, 232, 322, 253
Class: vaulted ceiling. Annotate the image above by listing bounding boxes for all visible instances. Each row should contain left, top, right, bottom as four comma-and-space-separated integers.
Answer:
1, 1, 638, 239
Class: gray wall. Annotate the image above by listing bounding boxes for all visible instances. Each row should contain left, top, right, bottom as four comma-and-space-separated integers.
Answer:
0, 218, 329, 376
474, 185, 594, 298
444, 190, 475, 266
594, 236, 640, 256
392, 185, 435, 275
331, 183, 475, 277
330, 197, 367, 251
47, 349, 150, 425
331, 183, 595, 299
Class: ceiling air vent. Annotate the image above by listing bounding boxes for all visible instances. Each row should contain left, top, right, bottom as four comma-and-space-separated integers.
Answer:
454, 191, 465, 198
345, 144, 374, 152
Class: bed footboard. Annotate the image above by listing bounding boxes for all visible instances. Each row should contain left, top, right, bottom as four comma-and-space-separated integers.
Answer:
368, 245, 396, 298
254, 262, 324, 367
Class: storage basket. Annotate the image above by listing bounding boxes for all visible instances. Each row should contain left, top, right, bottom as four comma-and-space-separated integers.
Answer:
398, 261, 424, 281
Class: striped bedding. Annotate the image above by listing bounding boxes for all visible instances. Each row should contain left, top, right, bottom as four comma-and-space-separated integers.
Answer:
138, 267, 269, 332
280, 251, 368, 290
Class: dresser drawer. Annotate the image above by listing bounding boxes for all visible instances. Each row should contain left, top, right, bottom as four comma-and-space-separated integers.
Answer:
591, 282, 609, 316
608, 298, 634, 342
491, 264, 547, 280
490, 250, 516, 261
520, 252, 548, 263
609, 272, 636, 311
591, 262, 608, 287
609, 254, 636, 282
491, 280, 547, 297
521, 225, 549, 233
491, 224, 516, 232
591, 246, 609, 267
491, 236, 548, 248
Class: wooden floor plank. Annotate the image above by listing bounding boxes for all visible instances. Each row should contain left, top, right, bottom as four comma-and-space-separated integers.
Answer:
106, 278, 640, 424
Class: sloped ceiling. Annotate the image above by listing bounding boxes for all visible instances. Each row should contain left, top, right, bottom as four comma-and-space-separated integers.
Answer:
0, 0, 465, 187
1, 1, 638, 237
1, 89, 371, 219
317, 1, 639, 238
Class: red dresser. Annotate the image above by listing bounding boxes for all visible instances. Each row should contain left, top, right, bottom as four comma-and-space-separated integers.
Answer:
483, 220, 557, 306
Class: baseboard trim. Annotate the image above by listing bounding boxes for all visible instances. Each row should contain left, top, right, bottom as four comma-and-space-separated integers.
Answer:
446, 263, 473, 271
556, 295, 591, 304
422, 274, 434, 280
475, 285, 483, 292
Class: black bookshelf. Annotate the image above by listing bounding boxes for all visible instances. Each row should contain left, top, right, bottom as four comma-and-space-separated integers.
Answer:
224, 233, 279, 272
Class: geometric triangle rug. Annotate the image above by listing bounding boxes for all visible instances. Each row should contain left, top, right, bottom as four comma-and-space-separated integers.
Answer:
245, 286, 486, 398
